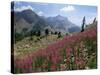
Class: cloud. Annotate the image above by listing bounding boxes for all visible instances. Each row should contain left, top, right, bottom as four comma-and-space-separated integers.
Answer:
60, 5, 75, 12
38, 11, 44, 16
14, 5, 34, 12
68, 16, 82, 26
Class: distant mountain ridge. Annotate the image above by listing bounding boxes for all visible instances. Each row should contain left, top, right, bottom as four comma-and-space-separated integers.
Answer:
12, 9, 81, 35
46, 15, 80, 33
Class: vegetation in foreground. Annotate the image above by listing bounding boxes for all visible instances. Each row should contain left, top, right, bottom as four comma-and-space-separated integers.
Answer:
14, 23, 97, 73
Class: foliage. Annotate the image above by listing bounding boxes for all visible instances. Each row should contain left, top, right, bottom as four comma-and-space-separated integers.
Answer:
14, 26, 97, 73
45, 29, 49, 36
15, 32, 24, 42
81, 16, 85, 32
57, 32, 62, 38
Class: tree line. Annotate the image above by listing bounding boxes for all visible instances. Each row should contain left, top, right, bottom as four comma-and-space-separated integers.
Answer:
15, 16, 97, 43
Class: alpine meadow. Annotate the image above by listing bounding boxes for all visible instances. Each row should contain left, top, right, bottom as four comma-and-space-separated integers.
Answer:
11, 1, 97, 73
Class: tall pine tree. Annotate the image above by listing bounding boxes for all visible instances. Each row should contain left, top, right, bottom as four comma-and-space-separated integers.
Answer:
81, 16, 86, 32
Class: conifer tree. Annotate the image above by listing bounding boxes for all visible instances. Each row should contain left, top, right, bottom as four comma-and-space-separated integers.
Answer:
81, 16, 86, 32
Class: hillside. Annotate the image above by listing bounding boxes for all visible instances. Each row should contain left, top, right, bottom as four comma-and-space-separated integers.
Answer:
14, 34, 63, 57
14, 24, 97, 73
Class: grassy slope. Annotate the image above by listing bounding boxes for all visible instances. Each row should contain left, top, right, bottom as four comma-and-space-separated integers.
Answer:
14, 24, 97, 73
14, 23, 97, 58
14, 34, 63, 57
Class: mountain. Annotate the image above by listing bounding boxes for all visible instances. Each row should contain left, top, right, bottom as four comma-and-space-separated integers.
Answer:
12, 9, 81, 38
46, 15, 80, 33
68, 26, 81, 33
20, 9, 39, 24
13, 9, 48, 34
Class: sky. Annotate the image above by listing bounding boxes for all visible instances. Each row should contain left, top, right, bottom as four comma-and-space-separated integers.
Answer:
12, 1, 97, 27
